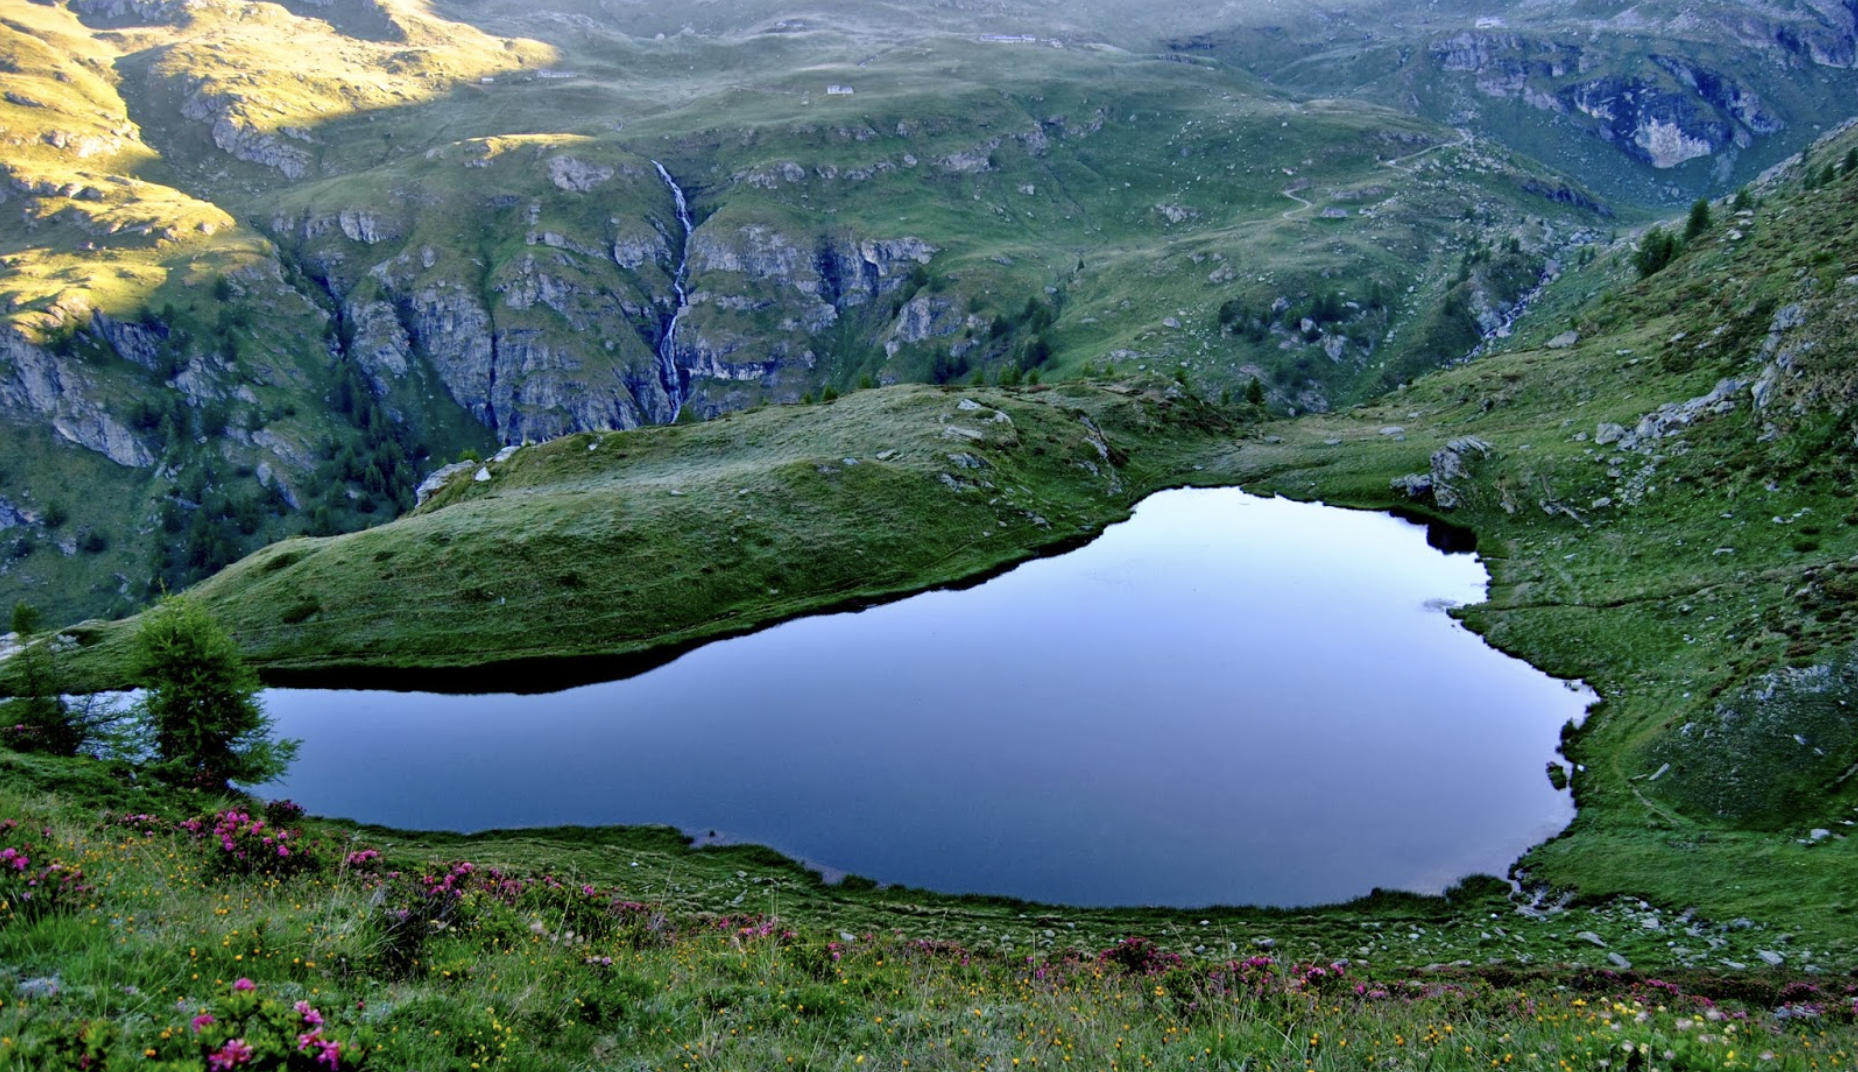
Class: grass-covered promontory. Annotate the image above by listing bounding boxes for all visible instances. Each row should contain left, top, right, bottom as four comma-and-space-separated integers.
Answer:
41, 381, 1244, 689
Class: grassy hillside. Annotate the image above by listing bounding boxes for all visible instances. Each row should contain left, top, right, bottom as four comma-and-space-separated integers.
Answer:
6, 33, 1858, 1072
1224, 121, 1858, 949
3, 750, 1855, 1071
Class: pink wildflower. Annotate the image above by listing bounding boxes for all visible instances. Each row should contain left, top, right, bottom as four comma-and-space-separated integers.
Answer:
207, 1037, 254, 1069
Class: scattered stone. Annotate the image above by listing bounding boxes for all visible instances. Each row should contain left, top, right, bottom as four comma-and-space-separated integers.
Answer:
473, 466, 492, 483
414, 461, 476, 505
1252, 937, 1275, 949
1595, 423, 1627, 445
16, 977, 59, 999
493, 445, 521, 462
1429, 436, 1494, 510
1575, 931, 1608, 947
957, 398, 984, 411
1608, 952, 1633, 969
1547, 331, 1580, 349
947, 452, 989, 470
1758, 950, 1786, 966
1379, 426, 1405, 437
876, 450, 899, 461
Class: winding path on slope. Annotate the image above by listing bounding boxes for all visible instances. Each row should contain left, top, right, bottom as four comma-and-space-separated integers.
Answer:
1280, 127, 1473, 219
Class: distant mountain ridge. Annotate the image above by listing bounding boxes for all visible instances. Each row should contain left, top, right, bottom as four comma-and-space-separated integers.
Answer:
1173, 0, 1858, 205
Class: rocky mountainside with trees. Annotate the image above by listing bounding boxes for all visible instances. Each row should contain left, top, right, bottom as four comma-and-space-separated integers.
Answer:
2, 0, 1856, 626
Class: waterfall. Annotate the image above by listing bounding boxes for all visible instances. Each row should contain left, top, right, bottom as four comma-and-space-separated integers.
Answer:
652, 161, 693, 422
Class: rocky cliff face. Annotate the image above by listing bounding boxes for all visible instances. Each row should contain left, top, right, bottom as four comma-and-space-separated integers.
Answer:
0, 328, 154, 469
1188, 1, 1858, 196
674, 227, 936, 412
1428, 31, 1793, 170
268, 146, 947, 442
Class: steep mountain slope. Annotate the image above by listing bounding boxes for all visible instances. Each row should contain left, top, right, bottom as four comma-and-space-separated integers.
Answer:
1, 0, 1619, 622
8, 0, 1858, 629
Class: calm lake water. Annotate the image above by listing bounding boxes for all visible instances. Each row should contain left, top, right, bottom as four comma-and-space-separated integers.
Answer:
260, 488, 1589, 908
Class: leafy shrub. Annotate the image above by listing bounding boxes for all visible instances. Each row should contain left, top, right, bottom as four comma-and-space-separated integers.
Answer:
0, 819, 91, 924
178, 809, 318, 878
1098, 936, 1184, 976
147, 978, 374, 1070
16, 1019, 120, 1072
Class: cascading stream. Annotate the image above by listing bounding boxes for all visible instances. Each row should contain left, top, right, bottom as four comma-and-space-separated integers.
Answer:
652, 161, 693, 422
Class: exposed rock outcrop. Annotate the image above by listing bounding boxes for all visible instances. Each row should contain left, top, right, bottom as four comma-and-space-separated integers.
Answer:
66, 0, 193, 25
0, 328, 154, 468
1428, 31, 1791, 169
1392, 435, 1494, 510
181, 86, 314, 179
547, 156, 616, 193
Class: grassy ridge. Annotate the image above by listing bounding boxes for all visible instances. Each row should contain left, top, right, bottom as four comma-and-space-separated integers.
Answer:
42, 382, 1244, 688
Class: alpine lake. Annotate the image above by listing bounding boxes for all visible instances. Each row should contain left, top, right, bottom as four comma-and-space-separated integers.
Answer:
259, 488, 1592, 909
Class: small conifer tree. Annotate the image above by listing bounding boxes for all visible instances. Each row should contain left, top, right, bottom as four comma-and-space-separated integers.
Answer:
1633, 227, 1680, 278
130, 596, 297, 788
4, 602, 75, 754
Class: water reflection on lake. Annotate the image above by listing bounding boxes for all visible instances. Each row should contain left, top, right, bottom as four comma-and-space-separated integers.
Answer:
261, 489, 1588, 908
